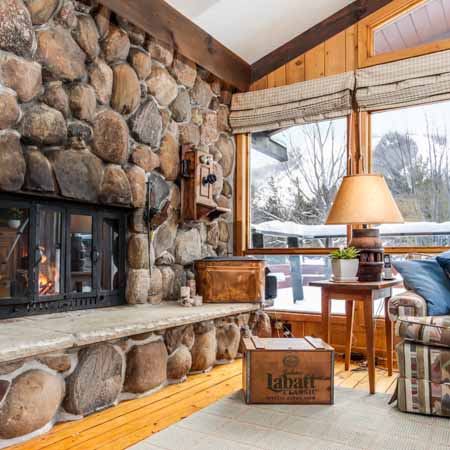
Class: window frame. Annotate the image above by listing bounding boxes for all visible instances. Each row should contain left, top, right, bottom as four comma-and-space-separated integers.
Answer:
236, 106, 450, 257
358, 0, 450, 68
236, 114, 355, 257
367, 103, 450, 255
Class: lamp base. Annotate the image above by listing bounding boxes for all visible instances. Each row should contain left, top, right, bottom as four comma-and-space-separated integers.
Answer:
349, 229, 384, 282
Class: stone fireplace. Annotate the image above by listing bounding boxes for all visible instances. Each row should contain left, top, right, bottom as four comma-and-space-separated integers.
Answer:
0, 1, 268, 446
0, 0, 236, 318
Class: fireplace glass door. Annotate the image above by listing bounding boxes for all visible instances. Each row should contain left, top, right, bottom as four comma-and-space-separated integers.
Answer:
100, 217, 120, 291
69, 214, 93, 294
0, 195, 127, 319
0, 203, 30, 300
38, 208, 62, 297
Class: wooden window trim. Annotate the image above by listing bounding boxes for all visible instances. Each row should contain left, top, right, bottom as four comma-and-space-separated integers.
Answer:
358, 0, 450, 68
236, 115, 355, 257
235, 109, 449, 256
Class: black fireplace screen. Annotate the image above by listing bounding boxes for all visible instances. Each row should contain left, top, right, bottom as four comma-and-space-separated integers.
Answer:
0, 194, 127, 319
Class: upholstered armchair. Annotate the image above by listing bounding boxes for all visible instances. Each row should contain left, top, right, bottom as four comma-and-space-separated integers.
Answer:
388, 291, 450, 417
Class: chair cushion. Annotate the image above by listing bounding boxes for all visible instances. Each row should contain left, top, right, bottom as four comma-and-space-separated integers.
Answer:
397, 340, 450, 383
437, 250, 450, 280
393, 260, 450, 315
397, 377, 450, 417
396, 315, 450, 348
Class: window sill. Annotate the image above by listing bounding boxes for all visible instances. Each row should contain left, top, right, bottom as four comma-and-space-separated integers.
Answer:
0, 302, 260, 364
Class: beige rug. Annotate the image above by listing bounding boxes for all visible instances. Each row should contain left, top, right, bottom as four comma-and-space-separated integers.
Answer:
129, 387, 450, 450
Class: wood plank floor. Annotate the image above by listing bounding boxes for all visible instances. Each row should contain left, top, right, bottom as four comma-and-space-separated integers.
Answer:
9, 358, 398, 450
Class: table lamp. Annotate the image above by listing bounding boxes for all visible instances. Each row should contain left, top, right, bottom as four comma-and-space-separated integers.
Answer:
325, 174, 404, 282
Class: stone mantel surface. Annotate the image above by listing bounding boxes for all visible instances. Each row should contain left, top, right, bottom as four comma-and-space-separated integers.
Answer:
0, 303, 259, 364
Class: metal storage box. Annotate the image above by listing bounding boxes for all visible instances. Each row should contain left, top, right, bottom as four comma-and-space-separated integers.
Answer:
194, 257, 265, 303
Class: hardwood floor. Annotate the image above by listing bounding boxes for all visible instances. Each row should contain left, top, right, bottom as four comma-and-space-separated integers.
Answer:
9, 358, 398, 450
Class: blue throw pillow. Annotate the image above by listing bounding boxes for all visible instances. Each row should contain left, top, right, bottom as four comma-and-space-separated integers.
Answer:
393, 259, 450, 316
436, 250, 450, 280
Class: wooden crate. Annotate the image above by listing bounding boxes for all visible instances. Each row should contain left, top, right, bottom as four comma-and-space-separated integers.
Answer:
195, 257, 265, 303
242, 336, 334, 404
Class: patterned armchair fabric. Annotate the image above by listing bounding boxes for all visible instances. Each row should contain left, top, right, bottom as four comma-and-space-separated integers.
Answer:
391, 290, 450, 417
396, 341, 450, 417
396, 315, 450, 348
387, 290, 428, 321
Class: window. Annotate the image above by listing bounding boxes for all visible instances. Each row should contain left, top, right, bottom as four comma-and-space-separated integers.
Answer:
374, 0, 450, 56
359, 0, 450, 67
371, 99, 450, 249
250, 117, 348, 250
262, 253, 404, 316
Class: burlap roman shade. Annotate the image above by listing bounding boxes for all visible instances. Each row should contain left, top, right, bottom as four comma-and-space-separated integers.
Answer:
230, 72, 355, 134
356, 50, 450, 112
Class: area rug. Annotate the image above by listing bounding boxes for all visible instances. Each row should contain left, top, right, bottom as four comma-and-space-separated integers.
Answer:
129, 387, 450, 450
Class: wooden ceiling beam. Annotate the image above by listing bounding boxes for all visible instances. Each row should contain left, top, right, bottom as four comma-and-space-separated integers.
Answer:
251, 0, 395, 82
98, 0, 251, 91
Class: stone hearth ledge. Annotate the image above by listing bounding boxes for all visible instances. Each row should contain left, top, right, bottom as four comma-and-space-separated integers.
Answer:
0, 302, 259, 363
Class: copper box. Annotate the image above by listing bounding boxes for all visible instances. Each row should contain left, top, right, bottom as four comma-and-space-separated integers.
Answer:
242, 336, 334, 404
194, 257, 265, 303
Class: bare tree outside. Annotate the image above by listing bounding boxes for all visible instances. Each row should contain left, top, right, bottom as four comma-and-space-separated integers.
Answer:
372, 108, 450, 226
251, 118, 347, 226
251, 100, 450, 249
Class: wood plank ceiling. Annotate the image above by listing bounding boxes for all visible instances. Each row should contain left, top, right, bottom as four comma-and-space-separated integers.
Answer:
99, 0, 397, 90
374, 0, 450, 55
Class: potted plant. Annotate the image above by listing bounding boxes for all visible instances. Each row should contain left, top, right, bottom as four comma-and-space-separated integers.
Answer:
329, 247, 360, 281
7, 208, 23, 230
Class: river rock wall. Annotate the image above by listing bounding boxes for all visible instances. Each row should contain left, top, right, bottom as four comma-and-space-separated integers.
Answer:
0, 0, 236, 305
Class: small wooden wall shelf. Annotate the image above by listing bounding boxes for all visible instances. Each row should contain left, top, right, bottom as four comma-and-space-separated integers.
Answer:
181, 145, 230, 221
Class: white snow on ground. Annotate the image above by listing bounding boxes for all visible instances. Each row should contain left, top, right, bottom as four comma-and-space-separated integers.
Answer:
254, 220, 450, 238
268, 286, 405, 316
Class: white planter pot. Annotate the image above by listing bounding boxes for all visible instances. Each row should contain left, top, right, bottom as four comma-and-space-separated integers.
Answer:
331, 259, 359, 280
7, 219, 21, 230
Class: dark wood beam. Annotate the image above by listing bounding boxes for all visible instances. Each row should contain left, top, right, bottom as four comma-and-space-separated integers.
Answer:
251, 0, 395, 82
98, 0, 251, 91
251, 133, 288, 162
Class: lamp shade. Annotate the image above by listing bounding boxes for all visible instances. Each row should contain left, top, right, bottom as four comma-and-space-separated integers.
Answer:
326, 174, 404, 225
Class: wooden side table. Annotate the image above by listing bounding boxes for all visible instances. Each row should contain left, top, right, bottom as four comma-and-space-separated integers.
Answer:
310, 279, 402, 394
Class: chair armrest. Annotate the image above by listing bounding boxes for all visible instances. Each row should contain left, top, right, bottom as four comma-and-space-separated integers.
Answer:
388, 291, 427, 321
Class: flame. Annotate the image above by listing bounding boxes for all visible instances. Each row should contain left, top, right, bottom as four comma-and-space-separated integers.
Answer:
39, 246, 47, 264
39, 273, 49, 289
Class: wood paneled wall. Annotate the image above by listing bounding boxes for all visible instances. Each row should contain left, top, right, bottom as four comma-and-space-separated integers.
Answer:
250, 25, 358, 90
248, 24, 396, 364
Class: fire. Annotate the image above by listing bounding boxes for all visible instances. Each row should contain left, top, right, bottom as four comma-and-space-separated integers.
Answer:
39, 273, 49, 288
38, 246, 59, 295
39, 246, 47, 264
39, 272, 54, 295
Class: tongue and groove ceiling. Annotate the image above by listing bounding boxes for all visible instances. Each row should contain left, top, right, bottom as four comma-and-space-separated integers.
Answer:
165, 0, 354, 64
99, 0, 396, 89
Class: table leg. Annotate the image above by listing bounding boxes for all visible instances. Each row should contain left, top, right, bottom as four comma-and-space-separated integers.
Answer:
321, 290, 331, 345
363, 298, 376, 394
384, 296, 393, 376
345, 300, 355, 371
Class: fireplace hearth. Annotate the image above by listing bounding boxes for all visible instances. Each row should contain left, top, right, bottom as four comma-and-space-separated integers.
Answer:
0, 194, 127, 319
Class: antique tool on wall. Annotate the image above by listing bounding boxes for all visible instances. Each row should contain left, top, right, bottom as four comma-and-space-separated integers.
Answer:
181, 145, 230, 221
144, 173, 170, 272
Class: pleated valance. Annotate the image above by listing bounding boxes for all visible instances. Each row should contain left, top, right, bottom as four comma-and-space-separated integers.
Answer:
230, 72, 355, 134
356, 50, 450, 112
